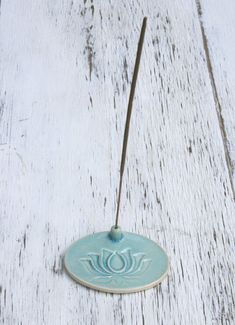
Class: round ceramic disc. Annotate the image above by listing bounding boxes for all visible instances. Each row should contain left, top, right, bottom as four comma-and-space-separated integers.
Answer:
64, 231, 169, 294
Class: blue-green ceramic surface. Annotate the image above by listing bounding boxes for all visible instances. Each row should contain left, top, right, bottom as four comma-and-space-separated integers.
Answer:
64, 229, 169, 293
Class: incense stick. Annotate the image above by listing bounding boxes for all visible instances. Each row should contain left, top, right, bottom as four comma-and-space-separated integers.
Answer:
115, 17, 147, 228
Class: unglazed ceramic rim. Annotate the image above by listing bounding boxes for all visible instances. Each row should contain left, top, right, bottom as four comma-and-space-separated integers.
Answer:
64, 259, 169, 294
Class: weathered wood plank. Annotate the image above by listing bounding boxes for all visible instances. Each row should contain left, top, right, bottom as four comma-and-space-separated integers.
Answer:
196, 0, 235, 198
0, 0, 234, 324
199, 0, 235, 190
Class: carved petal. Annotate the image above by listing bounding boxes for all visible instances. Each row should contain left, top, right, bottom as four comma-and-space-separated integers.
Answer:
85, 254, 109, 275
130, 258, 152, 275
120, 248, 133, 273
128, 253, 145, 273
98, 249, 113, 274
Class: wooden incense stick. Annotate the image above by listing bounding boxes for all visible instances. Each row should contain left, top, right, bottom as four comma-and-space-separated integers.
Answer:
115, 17, 147, 228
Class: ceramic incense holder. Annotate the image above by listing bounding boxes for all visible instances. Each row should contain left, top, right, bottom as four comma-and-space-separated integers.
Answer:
64, 17, 169, 294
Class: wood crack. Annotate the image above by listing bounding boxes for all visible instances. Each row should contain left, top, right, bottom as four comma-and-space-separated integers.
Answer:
196, 0, 235, 200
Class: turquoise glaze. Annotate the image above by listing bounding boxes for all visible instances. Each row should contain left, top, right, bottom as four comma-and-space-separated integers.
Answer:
64, 227, 169, 293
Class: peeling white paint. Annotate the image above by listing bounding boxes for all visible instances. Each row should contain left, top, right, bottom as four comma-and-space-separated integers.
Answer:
0, 1, 234, 324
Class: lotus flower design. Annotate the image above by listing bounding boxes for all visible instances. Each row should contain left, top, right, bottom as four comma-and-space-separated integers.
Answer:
80, 248, 151, 282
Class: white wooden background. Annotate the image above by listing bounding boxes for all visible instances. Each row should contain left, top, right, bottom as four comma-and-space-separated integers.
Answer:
0, 0, 235, 324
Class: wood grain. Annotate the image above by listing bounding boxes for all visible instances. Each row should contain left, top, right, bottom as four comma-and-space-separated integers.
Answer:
199, 0, 235, 190
0, 0, 234, 324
